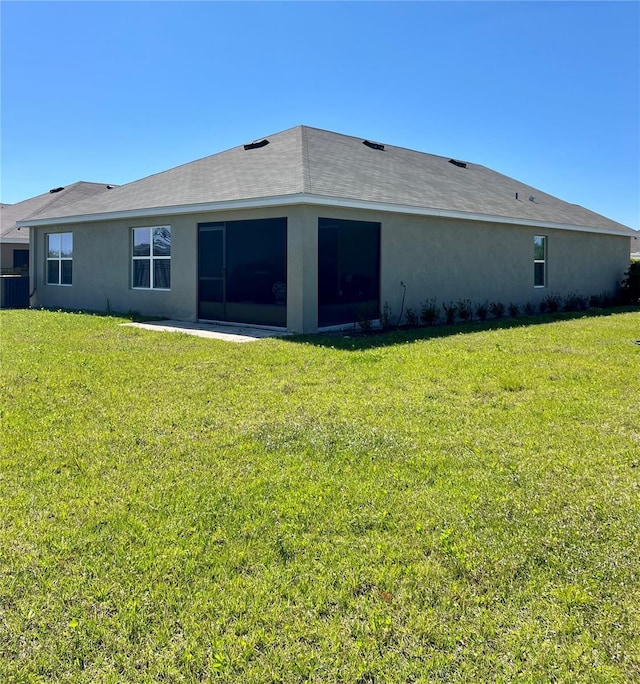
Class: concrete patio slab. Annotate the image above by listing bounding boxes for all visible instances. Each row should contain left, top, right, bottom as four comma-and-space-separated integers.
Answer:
121, 320, 290, 343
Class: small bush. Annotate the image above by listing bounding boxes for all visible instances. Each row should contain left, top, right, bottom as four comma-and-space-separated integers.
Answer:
380, 301, 393, 330
524, 302, 536, 315
589, 293, 603, 308
405, 307, 419, 327
457, 299, 473, 321
489, 301, 505, 319
508, 303, 519, 318
442, 302, 457, 325
420, 298, 440, 326
563, 292, 587, 312
541, 293, 562, 313
357, 305, 378, 331
475, 301, 488, 321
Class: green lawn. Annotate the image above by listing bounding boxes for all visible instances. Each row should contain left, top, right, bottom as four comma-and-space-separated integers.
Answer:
1, 308, 639, 682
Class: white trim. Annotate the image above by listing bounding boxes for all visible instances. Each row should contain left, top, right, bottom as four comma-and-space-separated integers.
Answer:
17, 192, 634, 238
46, 232, 73, 286
0, 236, 29, 244
534, 235, 547, 288
131, 225, 171, 290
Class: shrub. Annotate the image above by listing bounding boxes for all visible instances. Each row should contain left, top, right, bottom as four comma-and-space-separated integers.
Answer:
508, 302, 519, 318
475, 301, 488, 321
457, 299, 473, 321
442, 302, 457, 325
420, 298, 440, 326
563, 292, 587, 312
380, 301, 393, 330
620, 262, 640, 304
489, 301, 505, 319
541, 293, 562, 313
405, 307, 419, 327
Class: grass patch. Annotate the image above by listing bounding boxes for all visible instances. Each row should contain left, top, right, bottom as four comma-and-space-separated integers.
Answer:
1, 308, 639, 682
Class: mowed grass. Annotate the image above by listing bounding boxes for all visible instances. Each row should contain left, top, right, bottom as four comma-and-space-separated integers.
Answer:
1, 309, 639, 683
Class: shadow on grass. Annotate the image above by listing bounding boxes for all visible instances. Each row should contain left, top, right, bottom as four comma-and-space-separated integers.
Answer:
286, 305, 640, 351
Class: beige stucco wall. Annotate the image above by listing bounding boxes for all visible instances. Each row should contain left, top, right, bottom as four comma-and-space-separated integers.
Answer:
30, 204, 631, 334
378, 211, 630, 319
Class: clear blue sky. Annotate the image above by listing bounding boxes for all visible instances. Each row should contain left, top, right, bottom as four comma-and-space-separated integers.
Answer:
1, 1, 638, 230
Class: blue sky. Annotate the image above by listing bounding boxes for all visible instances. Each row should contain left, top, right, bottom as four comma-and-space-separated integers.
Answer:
1, 1, 638, 230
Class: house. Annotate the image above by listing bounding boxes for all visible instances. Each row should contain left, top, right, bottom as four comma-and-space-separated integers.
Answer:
1, 182, 115, 274
17, 126, 637, 333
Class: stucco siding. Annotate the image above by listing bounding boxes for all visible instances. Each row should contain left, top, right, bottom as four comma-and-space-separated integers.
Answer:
31, 206, 297, 322
30, 204, 630, 333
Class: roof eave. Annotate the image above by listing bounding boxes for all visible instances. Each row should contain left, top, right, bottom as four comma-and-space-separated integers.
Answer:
16, 193, 634, 238
0, 235, 29, 244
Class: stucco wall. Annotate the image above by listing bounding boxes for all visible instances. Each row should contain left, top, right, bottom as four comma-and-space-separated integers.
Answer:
30, 204, 630, 333
31, 206, 301, 323
378, 212, 630, 320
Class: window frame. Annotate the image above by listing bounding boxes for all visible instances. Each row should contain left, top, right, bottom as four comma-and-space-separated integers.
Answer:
46, 232, 73, 286
131, 225, 171, 291
534, 235, 547, 288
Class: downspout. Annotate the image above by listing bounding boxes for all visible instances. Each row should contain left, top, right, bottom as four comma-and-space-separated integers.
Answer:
29, 225, 37, 302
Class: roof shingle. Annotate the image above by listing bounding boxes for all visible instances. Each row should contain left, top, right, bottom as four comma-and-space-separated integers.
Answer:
15, 126, 637, 236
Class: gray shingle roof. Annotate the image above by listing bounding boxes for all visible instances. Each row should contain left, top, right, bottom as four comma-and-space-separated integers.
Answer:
17, 126, 637, 236
1, 182, 115, 241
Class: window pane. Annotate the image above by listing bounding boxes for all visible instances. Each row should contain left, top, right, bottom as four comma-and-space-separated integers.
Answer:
534, 236, 545, 261
534, 262, 545, 287
47, 260, 60, 284
60, 233, 73, 258
48, 234, 61, 258
133, 259, 150, 288
133, 228, 151, 257
154, 259, 171, 289
153, 227, 171, 256
61, 260, 73, 285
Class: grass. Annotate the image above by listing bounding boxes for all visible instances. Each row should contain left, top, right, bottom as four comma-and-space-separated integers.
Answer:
1, 308, 639, 682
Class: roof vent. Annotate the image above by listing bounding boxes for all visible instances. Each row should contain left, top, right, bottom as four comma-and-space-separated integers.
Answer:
243, 139, 269, 151
529, 195, 536, 202
49, 187, 64, 193
106, 185, 115, 189
448, 159, 467, 169
363, 140, 384, 151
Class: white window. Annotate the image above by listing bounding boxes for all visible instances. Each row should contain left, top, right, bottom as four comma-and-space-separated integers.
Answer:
534, 235, 546, 287
132, 226, 171, 290
47, 233, 73, 285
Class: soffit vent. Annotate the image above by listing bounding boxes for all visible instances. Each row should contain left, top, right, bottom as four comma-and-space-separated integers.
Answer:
49, 186, 65, 193
363, 140, 384, 151
243, 139, 270, 151
448, 159, 467, 169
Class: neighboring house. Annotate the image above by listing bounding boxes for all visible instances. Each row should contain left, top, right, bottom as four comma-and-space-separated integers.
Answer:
1, 182, 116, 274
632, 232, 640, 261
18, 126, 637, 333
